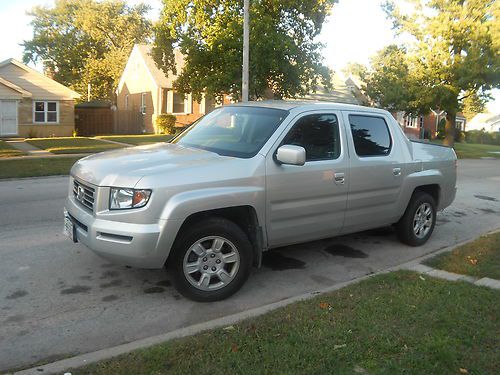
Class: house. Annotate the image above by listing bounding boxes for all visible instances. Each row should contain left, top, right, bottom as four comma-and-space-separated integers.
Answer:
295, 73, 362, 105
466, 113, 500, 133
116, 44, 225, 133
0, 58, 80, 137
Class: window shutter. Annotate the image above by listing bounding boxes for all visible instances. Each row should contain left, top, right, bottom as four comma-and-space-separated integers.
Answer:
167, 90, 174, 113
200, 94, 206, 114
185, 94, 193, 114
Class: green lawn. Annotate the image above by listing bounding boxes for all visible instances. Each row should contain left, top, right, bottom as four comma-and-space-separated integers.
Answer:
61, 271, 499, 375
26, 137, 124, 154
425, 232, 500, 280
431, 140, 500, 159
0, 140, 25, 158
0, 157, 82, 179
96, 134, 174, 145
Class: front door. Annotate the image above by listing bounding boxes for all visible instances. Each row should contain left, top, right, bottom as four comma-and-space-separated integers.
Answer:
265, 111, 348, 248
0, 100, 18, 136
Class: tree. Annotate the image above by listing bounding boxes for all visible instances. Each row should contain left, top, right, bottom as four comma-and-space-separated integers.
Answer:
152, 0, 336, 102
461, 90, 488, 121
368, 0, 499, 146
23, 0, 152, 101
342, 62, 367, 79
364, 45, 435, 116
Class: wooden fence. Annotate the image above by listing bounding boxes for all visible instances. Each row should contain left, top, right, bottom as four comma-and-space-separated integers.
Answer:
75, 108, 144, 136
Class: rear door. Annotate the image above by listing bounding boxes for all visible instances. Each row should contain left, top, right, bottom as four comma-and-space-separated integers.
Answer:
341, 111, 404, 233
265, 111, 348, 247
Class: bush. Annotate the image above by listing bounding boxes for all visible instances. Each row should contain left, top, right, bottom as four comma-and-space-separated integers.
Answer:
455, 131, 465, 143
465, 130, 500, 145
155, 114, 177, 134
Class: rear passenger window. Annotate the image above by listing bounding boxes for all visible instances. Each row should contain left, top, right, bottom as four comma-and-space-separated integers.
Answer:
283, 114, 340, 161
349, 115, 392, 157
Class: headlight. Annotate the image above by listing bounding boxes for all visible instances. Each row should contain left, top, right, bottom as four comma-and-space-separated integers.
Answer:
110, 188, 151, 210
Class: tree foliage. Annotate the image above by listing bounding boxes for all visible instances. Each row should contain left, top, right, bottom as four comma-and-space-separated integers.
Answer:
365, 0, 499, 145
23, 0, 152, 101
152, 0, 336, 102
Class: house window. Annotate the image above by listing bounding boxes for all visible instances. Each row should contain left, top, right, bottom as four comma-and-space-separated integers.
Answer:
140, 93, 146, 114
125, 95, 129, 110
173, 92, 185, 114
33, 101, 58, 123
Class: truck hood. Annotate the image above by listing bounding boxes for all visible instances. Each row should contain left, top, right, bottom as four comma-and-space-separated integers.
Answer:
70, 142, 225, 187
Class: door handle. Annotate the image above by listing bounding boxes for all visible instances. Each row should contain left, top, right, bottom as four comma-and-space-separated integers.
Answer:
393, 167, 401, 176
334, 172, 345, 184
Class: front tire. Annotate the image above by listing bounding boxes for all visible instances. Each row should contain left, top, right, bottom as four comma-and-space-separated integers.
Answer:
396, 192, 436, 246
167, 217, 253, 302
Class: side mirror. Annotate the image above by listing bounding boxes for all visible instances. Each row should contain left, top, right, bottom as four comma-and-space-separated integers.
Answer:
276, 145, 306, 166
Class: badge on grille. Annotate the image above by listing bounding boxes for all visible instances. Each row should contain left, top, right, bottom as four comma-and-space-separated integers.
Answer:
77, 186, 85, 202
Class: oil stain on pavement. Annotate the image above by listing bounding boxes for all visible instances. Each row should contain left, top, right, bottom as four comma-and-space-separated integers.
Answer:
474, 195, 498, 202
60, 285, 91, 295
323, 244, 368, 258
262, 251, 306, 271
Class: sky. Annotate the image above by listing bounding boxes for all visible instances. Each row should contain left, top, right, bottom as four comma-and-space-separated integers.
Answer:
0, 0, 497, 112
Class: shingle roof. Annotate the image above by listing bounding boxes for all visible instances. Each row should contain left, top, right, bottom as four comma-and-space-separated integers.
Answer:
135, 44, 184, 88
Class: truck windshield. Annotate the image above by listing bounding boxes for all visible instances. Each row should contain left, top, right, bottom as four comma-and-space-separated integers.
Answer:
172, 106, 288, 158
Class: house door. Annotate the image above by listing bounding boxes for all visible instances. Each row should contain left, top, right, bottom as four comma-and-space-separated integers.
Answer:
0, 100, 18, 136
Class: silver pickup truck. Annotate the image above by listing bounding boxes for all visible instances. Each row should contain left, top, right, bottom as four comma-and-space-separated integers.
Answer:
65, 101, 457, 301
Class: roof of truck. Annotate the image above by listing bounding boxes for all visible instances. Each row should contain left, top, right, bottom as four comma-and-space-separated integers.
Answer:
228, 100, 388, 114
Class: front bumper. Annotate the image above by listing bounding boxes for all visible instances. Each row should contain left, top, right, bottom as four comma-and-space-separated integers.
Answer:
65, 195, 172, 269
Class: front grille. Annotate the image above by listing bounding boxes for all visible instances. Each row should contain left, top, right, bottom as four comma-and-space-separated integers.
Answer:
73, 179, 95, 211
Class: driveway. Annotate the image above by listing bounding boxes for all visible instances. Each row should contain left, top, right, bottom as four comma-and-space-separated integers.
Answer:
1, 159, 499, 371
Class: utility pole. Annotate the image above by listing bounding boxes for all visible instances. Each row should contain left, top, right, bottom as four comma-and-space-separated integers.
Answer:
242, 0, 249, 102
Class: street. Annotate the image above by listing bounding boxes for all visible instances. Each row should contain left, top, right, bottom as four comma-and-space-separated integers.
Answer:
0, 159, 499, 371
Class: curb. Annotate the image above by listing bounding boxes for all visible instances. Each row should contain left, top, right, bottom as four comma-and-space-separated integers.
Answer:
0, 175, 70, 182
10, 228, 500, 375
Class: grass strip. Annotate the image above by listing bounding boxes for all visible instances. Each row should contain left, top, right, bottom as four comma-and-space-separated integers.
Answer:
425, 231, 500, 279
26, 137, 123, 154
62, 271, 499, 375
0, 157, 82, 179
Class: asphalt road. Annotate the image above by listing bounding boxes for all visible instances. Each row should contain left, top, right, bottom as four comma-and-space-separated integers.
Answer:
1, 159, 499, 371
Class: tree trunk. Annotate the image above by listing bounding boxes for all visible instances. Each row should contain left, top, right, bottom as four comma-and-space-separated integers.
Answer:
443, 111, 456, 147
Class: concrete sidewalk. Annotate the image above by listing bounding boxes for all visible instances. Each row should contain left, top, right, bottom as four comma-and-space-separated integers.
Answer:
5, 140, 52, 156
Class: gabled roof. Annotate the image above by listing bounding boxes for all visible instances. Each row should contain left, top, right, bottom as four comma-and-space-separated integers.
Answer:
135, 44, 184, 88
0, 76, 32, 97
0, 58, 80, 100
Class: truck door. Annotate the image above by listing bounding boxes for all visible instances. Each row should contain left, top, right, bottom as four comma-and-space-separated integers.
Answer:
341, 111, 404, 233
265, 111, 349, 248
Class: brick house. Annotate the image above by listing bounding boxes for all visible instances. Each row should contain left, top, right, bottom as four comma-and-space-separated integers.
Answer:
116, 44, 231, 133
0, 58, 80, 137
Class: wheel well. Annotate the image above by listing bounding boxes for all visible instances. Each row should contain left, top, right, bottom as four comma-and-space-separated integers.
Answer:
170, 206, 263, 267
413, 184, 440, 206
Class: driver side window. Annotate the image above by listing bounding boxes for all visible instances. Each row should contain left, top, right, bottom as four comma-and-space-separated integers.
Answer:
283, 114, 340, 161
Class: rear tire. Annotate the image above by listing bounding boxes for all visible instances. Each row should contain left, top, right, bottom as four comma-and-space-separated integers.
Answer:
167, 217, 253, 302
396, 192, 436, 246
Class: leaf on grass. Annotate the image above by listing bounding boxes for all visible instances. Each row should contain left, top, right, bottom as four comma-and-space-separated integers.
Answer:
419, 275, 426, 281
459, 368, 468, 374
333, 344, 346, 350
223, 325, 235, 331
469, 258, 478, 265
231, 344, 238, 353
319, 302, 330, 309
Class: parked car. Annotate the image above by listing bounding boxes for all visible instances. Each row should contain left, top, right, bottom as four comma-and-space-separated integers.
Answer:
64, 101, 457, 301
